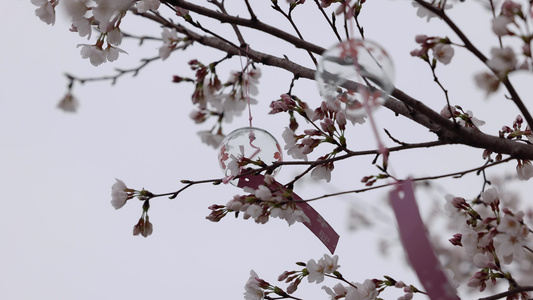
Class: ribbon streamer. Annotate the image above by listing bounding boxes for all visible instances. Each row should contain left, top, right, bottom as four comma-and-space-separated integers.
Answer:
390, 179, 459, 300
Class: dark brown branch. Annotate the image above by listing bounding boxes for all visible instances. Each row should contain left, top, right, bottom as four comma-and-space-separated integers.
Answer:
169, 0, 326, 54
304, 157, 513, 202
413, 0, 533, 128
478, 286, 533, 300
65, 55, 162, 85
207, 0, 247, 47
389, 89, 533, 159
271, 2, 318, 66
134, 8, 533, 160
312, 0, 342, 41
243, 0, 257, 21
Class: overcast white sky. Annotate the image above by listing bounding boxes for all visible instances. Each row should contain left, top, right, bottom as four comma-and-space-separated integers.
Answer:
1, 1, 532, 299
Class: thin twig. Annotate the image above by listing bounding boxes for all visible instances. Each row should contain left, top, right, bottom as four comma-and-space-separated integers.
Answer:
270, 2, 318, 66
303, 157, 513, 202
413, 0, 533, 129
243, 0, 257, 21
207, 0, 247, 47
312, 0, 342, 41
478, 286, 533, 300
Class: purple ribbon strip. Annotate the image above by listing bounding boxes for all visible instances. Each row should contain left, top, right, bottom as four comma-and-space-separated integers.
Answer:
390, 179, 459, 300
238, 174, 339, 254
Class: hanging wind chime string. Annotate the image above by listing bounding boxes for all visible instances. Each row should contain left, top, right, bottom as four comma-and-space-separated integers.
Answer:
345, 8, 393, 176
238, 47, 261, 160
344, 7, 459, 298
239, 46, 254, 128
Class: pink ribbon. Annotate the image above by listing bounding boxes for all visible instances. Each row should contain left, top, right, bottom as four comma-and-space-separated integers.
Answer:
390, 179, 459, 300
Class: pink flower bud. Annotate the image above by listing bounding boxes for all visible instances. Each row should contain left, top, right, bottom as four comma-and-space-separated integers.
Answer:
415, 34, 428, 43
449, 233, 462, 246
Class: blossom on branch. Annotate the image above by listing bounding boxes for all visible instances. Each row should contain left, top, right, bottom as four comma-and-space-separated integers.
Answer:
306, 254, 340, 284
136, 0, 161, 13
411, 35, 455, 65
311, 162, 334, 183
432, 44, 454, 65
244, 270, 265, 300
474, 72, 501, 96
411, 1, 452, 22
347, 279, 378, 300
487, 46, 517, 77
133, 214, 153, 237
111, 179, 133, 209
516, 159, 533, 181
32, 0, 57, 25
322, 283, 348, 299
496, 212, 529, 264
492, 16, 514, 37
92, 0, 135, 32
159, 28, 179, 60
57, 92, 79, 112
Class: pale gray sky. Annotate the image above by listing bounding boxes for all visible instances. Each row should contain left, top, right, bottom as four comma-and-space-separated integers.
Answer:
1, 1, 531, 299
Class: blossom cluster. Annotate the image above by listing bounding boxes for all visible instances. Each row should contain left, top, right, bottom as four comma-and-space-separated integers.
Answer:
174, 60, 261, 148
482, 115, 533, 181
411, 1, 452, 22
446, 187, 532, 293
31, 0, 190, 66
270, 91, 366, 182
247, 254, 424, 300
111, 179, 155, 237
270, 91, 390, 183
475, 0, 533, 95
439, 104, 486, 129
31, 0, 143, 65
206, 175, 310, 226
410, 35, 455, 65
158, 27, 191, 61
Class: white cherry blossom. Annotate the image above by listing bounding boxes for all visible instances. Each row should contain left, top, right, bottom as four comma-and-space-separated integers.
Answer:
461, 226, 479, 257
78, 43, 106, 66
57, 92, 79, 112
254, 185, 272, 201
92, 0, 135, 32
136, 0, 161, 13
311, 164, 332, 182
345, 279, 378, 300
245, 204, 263, 219
107, 28, 122, 46
492, 16, 513, 36
474, 72, 500, 96
481, 187, 499, 205
322, 283, 348, 300
71, 17, 92, 39
516, 160, 533, 181
111, 179, 130, 209
411, 1, 452, 22
32, 0, 56, 25
197, 130, 224, 149
244, 270, 264, 300
433, 44, 454, 65
321, 254, 340, 274
487, 46, 517, 75
283, 127, 308, 161
306, 258, 326, 283
105, 46, 127, 62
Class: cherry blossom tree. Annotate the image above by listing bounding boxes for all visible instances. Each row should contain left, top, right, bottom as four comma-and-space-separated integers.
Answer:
32, 0, 533, 299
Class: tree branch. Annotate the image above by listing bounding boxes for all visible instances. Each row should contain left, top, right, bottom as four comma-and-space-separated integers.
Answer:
303, 157, 513, 202
413, 0, 533, 128
134, 8, 533, 160
168, 0, 326, 54
478, 286, 533, 300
